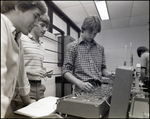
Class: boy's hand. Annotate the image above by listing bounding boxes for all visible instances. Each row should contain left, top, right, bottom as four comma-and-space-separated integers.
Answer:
46, 70, 53, 78
40, 68, 53, 78
78, 81, 94, 92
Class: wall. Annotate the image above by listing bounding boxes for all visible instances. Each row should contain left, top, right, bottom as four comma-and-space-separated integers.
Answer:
95, 25, 149, 72
53, 13, 79, 40
70, 27, 79, 40
39, 24, 149, 97
53, 13, 67, 36
40, 31, 61, 97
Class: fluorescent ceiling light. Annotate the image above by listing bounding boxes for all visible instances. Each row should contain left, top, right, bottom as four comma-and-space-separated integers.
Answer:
94, 1, 109, 20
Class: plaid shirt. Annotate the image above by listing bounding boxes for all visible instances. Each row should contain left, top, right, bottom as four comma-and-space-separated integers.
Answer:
62, 37, 106, 82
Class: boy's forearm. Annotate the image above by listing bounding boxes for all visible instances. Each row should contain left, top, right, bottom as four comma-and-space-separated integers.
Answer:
102, 68, 111, 77
64, 72, 82, 86
20, 94, 31, 106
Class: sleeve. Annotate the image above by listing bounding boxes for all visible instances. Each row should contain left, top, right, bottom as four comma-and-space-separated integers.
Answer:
41, 42, 46, 54
140, 54, 146, 68
20, 34, 30, 50
1, 19, 10, 118
16, 40, 30, 96
62, 43, 77, 76
20, 34, 32, 73
140, 53, 147, 79
20, 34, 28, 66
101, 46, 106, 70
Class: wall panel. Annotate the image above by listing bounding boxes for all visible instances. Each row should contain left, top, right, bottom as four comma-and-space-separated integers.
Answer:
40, 31, 61, 97
95, 25, 149, 71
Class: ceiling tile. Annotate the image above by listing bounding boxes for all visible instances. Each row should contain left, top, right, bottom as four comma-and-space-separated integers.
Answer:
131, 1, 149, 16
76, 23, 82, 29
61, 5, 88, 24
82, 2, 99, 17
53, 1, 81, 9
52, 1, 149, 30
129, 15, 149, 27
101, 20, 112, 30
107, 1, 133, 19
111, 17, 130, 29
79, 1, 93, 4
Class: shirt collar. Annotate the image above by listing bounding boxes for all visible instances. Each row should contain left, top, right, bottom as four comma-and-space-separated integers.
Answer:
2, 14, 17, 36
2, 14, 21, 40
78, 36, 97, 46
28, 33, 42, 44
28, 33, 34, 40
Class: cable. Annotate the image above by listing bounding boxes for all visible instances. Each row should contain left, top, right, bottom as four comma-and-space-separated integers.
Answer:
102, 97, 111, 107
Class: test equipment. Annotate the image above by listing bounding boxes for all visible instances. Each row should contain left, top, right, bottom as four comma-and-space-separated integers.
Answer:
56, 83, 113, 118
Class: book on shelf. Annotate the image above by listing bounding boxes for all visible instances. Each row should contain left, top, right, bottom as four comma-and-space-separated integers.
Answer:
14, 96, 59, 118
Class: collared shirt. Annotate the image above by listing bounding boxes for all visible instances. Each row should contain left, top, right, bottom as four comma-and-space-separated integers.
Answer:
141, 52, 149, 78
62, 37, 106, 83
1, 14, 30, 118
21, 33, 45, 81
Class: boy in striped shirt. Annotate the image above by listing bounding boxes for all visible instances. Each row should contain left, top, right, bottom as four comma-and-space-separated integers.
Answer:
21, 15, 53, 101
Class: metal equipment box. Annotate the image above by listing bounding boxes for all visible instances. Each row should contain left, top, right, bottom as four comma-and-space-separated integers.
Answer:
128, 97, 149, 118
56, 84, 112, 118
108, 66, 134, 118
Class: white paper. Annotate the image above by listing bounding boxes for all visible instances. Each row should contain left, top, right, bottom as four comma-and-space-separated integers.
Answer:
14, 96, 59, 118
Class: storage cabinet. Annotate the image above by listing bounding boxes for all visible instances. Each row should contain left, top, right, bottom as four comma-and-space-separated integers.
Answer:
55, 76, 72, 97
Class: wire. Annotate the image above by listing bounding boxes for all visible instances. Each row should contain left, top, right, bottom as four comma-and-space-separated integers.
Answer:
102, 97, 111, 107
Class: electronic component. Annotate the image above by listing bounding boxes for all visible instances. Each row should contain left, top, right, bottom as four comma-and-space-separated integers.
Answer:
108, 66, 134, 118
56, 84, 113, 118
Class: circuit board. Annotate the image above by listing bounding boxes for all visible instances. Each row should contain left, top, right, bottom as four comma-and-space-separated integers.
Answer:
62, 84, 113, 103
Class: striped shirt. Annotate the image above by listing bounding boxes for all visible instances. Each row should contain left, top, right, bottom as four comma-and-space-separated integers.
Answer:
21, 34, 45, 81
62, 37, 106, 83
